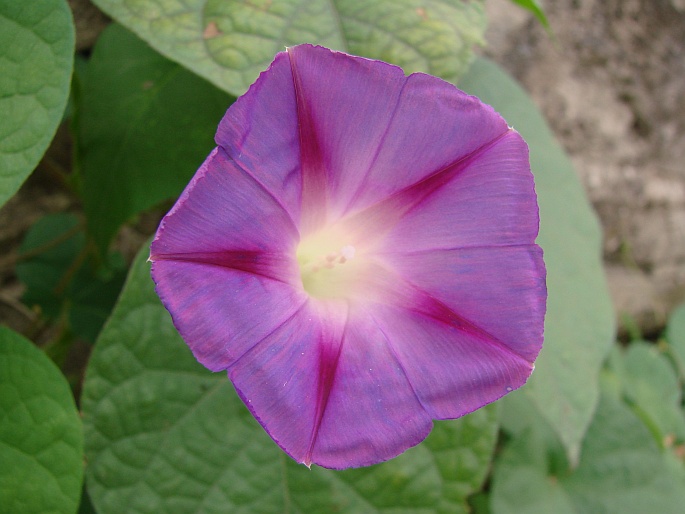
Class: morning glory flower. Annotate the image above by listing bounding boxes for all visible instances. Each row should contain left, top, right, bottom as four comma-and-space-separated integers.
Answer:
149, 44, 546, 469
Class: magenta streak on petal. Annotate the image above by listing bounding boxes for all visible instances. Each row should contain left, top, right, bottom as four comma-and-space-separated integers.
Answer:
215, 52, 303, 226
360, 261, 534, 368
304, 301, 348, 466
376, 244, 546, 364
149, 147, 300, 260
342, 128, 513, 246
287, 47, 328, 235
381, 243, 535, 255
150, 251, 297, 286
306, 303, 434, 468
409, 286, 534, 367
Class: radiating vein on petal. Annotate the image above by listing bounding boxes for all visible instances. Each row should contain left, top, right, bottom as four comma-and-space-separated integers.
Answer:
352, 259, 540, 366
345, 252, 544, 419
150, 147, 299, 261
287, 46, 329, 234
304, 301, 348, 466
226, 298, 433, 469
379, 130, 538, 252
370, 301, 535, 420
338, 71, 512, 215
308, 302, 432, 469
339, 129, 515, 247
380, 245, 546, 363
215, 52, 303, 225
284, 45, 410, 225
150, 146, 306, 372
227, 300, 345, 466
150, 251, 296, 285
151, 260, 307, 372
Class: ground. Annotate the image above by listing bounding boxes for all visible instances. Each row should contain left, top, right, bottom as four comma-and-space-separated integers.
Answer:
486, 0, 685, 336
1, 0, 684, 339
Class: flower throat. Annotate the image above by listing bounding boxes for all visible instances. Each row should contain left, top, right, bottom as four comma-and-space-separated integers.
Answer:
297, 229, 359, 299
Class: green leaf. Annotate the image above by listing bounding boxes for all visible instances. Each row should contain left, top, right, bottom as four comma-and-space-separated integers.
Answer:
15, 213, 127, 343
666, 303, 685, 379
82, 244, 499, 513
0, 0, 74, 208
0, 327, 83, 514
458, 58, 615, 462
509, 0, 550, 30
613, 342, 685, 445
491, 390, 685, 514
76, 24, 232, 252
604, 341, 685, 469
90, 0, 486, 96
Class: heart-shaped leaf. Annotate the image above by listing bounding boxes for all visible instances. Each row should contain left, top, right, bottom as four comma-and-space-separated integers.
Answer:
90, 0, 486, 96
0, 0, 74, 207
490, 389, 685, 514
458, 58, 615, 461
0, 327, 83, 514
666, 304, 685, 379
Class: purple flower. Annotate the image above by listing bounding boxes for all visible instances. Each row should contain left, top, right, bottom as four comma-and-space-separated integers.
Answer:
149, 45, 546, 469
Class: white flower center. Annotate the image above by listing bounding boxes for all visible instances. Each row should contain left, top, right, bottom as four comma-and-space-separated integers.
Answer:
297, 229, 360, 299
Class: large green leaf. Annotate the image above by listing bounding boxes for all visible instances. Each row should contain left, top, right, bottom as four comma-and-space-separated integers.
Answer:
490, 389, 685, 514
90, 0, 485, 96
666, 303, 685, 379
82, 245, 499, 513
0, 0, 74, 207
604, 340, 685, 481
0, 327, 84, 514
606, 342, 685, 446
458, 58, 615, 461
76, 24, 232, 252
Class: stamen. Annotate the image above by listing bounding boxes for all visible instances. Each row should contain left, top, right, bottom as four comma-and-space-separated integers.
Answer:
300, 245, 356, 275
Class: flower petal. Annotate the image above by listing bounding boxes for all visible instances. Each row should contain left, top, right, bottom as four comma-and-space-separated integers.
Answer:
285, 45, 512, 220
381, 245, 546, 363
309, 303, 433, 468
369, 301, 536, 420
285, 45, 408, 225
150, 147, 304, 371
228, 300, 432, 469
340, 72, 512, 215
151, 260, 306, 371
335, 258, 543, 419
150, 147, 299, 258
387, 130, 537, 250
345, 129, 537, 251
215, 52, 302, 225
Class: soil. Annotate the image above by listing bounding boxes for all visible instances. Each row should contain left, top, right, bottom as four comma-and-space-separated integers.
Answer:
1, 0, 684, 339
486, 0, 685, 336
